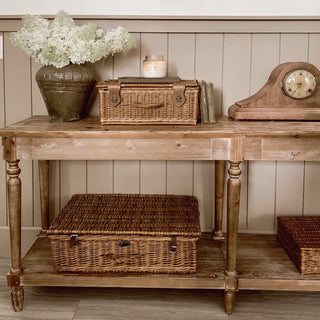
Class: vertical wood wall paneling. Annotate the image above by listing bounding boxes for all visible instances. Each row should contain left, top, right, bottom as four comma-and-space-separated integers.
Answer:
222, 34, 252, 230
303, 163, 320, 215
31, 60, 60, 221
31, 60, 46, 115
193, 161, 214, 232
4, 32, 33, 227
48, 160, 60, 221
195, 34, 223, 115
0, 32, 6, 226
194, 34, 223, 231
87, 58, 113, 195
139, 33, 167, 195
113, 33, 140, 194
0, 228, 41, 258
60, 161, 87, 208
87, 161, 113, 194
247, 34, 280, 232
60, 25, 116, 209
90, 56, 113, 116
31, 60, 48, 226
303, 33, 320, 216
167, 34, 194, 198
276, 34, 309, 217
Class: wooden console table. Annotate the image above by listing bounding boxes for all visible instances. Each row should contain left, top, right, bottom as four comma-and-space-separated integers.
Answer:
2, 116, 320, 314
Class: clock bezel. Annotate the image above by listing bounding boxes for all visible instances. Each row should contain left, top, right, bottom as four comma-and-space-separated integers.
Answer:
282, 68, 318, 100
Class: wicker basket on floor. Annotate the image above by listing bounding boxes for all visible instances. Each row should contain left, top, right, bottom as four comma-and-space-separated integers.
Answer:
277, 216, 320, 274
47, 194, 201, 274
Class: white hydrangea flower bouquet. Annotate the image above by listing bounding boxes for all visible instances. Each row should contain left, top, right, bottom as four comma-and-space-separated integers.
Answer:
10, 11, 136, 68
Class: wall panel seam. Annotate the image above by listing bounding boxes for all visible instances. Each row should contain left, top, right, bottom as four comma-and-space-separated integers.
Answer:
139, 160, 141, 194
194, 34, 197, 81
246, 33, 253, 229
303, 33, 310, 216
274, 161, 278, 230
274, 33, 281, 230
220, 33, 225, 115
58, 161, 61, 211
85, 160, 88, 194
2, 32, 7, 226
302, 162, 306, 216
30, 57, 34, 226
111, 160, 114, 194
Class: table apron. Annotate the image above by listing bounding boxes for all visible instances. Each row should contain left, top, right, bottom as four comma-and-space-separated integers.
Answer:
13, 137, 243, 161
245, 136, 320, 161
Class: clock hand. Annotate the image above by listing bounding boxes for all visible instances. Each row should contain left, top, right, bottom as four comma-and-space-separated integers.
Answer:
290, 88, 299, 95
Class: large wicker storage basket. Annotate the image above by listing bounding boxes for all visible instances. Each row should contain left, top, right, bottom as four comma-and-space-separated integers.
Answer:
277, 216, 320, 274
47, 194, 201, 274
97, 78, 199, 125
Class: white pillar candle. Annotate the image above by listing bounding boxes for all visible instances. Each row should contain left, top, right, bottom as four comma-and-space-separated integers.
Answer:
143, 55, 166, 78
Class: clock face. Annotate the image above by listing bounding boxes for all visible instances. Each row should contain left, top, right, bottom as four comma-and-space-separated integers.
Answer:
283, 69, 317, 99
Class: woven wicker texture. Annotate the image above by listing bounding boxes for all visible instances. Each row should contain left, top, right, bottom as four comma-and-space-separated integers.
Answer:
48, 194, 200, 274
98, 80, 199, 125
277, 216, 320, 275
48, 194, 201, 236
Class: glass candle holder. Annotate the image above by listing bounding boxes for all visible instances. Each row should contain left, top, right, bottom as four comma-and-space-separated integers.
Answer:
143, 55, 166, 78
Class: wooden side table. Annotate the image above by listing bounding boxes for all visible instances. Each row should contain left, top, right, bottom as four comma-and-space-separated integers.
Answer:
0, 116, 242, 314
2, 116, 320, 314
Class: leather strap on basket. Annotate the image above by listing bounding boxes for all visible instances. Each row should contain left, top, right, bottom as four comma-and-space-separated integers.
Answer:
173, 82, 186, 108
106, 81, 186, 108
108, 83, 121, 107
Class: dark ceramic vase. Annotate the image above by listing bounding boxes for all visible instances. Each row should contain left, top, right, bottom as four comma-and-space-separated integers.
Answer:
36, 64, 96, 122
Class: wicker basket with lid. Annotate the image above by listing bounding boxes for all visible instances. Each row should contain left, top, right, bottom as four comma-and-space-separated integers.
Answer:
97, 77, 199, 125
47, 194, 201, 274
277, 216, 320, 274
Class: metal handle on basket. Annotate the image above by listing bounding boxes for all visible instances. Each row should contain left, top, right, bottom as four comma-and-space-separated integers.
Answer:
70, 233, 78, 248
132, 103, 164, 108
169, 236, 177, 253
117, 240, 131, 247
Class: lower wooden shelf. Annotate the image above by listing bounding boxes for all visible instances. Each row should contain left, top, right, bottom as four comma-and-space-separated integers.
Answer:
236, 234, 320, 291
20, 234, 226, 289
18, 234, 320, 291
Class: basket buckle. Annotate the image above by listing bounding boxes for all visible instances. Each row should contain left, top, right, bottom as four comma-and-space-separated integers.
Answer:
70, 233, 78, 248
108, 83, 121, 107
173, 83, 186, 108
169, 236, 177, 253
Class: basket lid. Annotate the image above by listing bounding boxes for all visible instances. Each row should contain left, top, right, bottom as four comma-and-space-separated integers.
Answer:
47, 194, 201, 237
96, 79, 198, 89
277, 216, 320, 247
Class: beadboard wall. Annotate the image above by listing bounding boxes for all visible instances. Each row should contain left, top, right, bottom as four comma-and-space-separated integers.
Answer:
1, 17, 320, 257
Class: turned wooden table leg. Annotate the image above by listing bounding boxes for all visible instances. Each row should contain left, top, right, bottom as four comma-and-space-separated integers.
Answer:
224, 161, 241, 315
213, 160, 226, 240
38, 160, 50, 231
6, 160, 24, 312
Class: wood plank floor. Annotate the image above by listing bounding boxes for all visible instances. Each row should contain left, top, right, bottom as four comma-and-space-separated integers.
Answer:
1, 236, 320, 319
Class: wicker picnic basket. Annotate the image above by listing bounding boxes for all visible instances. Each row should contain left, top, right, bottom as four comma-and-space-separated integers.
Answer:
97, 77, 199, 125
277, 216, 320, 274
47, 194, 201, 274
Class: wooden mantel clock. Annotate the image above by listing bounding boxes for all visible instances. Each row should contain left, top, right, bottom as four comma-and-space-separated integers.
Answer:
228, 62, 320, 120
